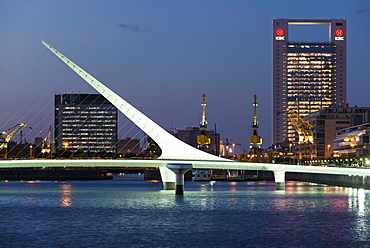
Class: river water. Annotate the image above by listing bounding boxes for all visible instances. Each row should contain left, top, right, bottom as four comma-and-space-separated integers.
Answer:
0, 175, 369, 247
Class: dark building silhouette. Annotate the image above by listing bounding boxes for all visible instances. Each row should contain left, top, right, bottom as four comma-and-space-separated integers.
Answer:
169, 126, 220, 155
54, 94, 117, 155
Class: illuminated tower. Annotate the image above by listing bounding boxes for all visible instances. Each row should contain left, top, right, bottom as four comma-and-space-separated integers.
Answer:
272, 19, 346, 144
197, 94, 211, 150
249, 94, 262, 161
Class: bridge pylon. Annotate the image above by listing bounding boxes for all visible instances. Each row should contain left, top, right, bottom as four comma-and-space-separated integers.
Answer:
166, 163, 193, 195
41, 40, 228, 162
273, 170, 286, 190
42, 40, 230, 191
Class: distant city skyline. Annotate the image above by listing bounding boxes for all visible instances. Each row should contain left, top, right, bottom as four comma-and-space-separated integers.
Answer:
1, 1, 370, 150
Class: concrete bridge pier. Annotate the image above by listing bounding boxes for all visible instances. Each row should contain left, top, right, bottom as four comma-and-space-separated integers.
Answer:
273, 170, 286, 190
159, 167, 176, 190
166, 163, 193, 195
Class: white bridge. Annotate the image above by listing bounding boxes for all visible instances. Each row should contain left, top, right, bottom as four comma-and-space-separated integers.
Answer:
0, 40, 369, 193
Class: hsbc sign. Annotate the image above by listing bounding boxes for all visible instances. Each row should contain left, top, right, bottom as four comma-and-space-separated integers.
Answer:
335, 29, 344, 41
275, 29, 285, 41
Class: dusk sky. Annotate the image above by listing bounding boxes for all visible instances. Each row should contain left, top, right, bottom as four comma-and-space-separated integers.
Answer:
1, 0, 370, 152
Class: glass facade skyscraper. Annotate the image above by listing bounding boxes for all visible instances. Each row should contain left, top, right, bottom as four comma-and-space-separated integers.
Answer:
272, 19, 346, 144
54, 94, 118, 154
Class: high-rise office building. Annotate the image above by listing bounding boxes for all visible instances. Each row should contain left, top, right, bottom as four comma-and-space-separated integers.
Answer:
272, 19, 346, 144
54, 94, 118, 154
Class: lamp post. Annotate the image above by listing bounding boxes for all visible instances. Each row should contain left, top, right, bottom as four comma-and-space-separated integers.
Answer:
29, 145, 33, 159
63, 142, 69, 150
289, 143, 293, 164
327, 144, 331, 159
62, 142, 69, 157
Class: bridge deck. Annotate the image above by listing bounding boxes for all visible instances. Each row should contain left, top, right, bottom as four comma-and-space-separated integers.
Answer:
0, 159, 369, 177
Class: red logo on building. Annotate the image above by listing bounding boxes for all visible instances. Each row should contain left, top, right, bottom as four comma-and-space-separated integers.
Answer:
336, 29, 344, 37
276, 29, 284, 37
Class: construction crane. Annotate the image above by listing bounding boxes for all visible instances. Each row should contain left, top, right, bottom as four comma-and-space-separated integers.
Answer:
278, 109, 314, 162
249, 94, 262, 162
197, 94, 211, 150
0, 123, 32, 158
280, 109, 313, 144
0, 123, 33, 149
41, 126, 53, 155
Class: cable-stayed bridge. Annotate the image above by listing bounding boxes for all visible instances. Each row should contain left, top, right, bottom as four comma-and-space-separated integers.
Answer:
1, 40, 369, 194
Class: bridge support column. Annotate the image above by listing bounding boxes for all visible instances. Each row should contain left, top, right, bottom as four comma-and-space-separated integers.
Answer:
166, 163, 193, 195
273, 170, 285, 190
159, 167, 176, 190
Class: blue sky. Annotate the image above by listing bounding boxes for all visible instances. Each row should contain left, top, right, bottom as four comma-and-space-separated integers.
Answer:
1, 0, 370, 151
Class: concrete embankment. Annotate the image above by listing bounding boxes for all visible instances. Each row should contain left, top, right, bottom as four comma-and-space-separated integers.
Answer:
0, 168, 112, 181
286, 172, 370, 189
259, 171, 370, 189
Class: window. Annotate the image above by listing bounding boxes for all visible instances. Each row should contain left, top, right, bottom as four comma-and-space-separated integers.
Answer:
316, 133, 325, 138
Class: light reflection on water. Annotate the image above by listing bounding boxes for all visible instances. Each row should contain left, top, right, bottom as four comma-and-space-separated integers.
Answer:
0, 179, 369, 247
60, 183, 72, 207
348, 187, 369, 242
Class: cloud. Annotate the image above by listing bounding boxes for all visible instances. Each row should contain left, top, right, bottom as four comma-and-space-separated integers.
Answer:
118, 24, 141, 32
356, 8, 370, 14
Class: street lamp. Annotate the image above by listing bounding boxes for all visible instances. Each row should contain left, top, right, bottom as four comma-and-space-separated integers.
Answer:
29, 145, 33, 159
327, 144, 331, 159
63, 142, 69, 149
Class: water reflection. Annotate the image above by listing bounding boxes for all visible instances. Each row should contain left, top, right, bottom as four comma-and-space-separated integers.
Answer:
228, 182, 238, 192
59, 183, 72, 207
348, 188, 367, 213
25, 181, 42, 206
227, 195, 238, 210
347, 187, 369, 241
1, 179, 370, 247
